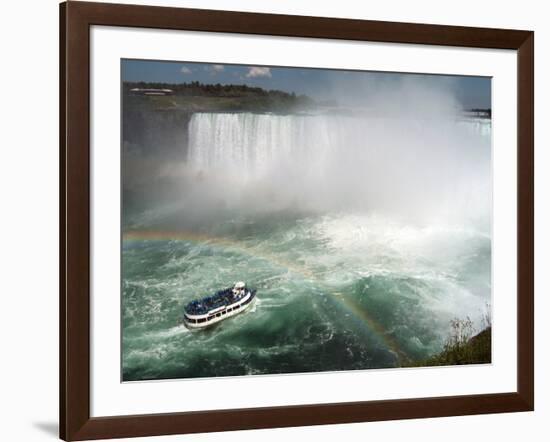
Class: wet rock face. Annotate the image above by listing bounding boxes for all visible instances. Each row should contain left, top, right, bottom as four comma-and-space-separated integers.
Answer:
122, 104, 192, 161
122, 99, 193, 218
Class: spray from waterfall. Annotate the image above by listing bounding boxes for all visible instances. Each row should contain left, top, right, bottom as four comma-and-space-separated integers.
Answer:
182, 111, 490, 228
122, 80, 491, 233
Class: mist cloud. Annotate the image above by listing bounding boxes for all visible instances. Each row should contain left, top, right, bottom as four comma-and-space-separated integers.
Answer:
123, 79, 491, 232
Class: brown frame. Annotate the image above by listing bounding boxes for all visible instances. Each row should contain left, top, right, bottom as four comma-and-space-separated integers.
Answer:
60, 1, 534, 440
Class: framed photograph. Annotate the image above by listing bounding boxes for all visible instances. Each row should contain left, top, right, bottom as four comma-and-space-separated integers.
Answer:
60, 1, 534, 440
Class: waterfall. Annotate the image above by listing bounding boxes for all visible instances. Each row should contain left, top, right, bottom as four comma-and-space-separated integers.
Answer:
185, 112, 491, 219
187, 112, 491, 175
187, 113, 349, 179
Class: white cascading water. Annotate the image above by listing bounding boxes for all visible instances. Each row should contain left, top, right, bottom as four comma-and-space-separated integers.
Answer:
187, 113, 352, 179
188, 113, 490, 173
186, 112, 491, 221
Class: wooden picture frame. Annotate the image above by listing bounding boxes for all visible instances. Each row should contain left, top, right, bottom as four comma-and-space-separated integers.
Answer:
60, 1, 534, 440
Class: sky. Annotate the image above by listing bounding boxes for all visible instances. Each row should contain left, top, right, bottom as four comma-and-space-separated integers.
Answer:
122, 59, 491, 109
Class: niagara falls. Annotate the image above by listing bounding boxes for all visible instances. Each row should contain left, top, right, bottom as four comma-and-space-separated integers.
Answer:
121, 60, 492, 381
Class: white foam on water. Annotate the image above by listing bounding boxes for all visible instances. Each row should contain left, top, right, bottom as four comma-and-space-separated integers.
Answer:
145, 325, 190, 339
308, 213, 491, 331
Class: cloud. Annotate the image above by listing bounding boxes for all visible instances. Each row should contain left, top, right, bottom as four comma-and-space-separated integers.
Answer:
180, 66, 192, 74
246, 67, 272, 78
203, 64, 225, 76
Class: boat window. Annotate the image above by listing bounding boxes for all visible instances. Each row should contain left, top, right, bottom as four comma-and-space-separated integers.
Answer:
227, 308, 232, 312
216, 313, 221, 317
234, 305, 240, 309
198, 318, 206, 323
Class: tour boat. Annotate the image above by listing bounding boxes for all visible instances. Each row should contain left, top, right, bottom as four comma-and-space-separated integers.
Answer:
183, 282, 256, 329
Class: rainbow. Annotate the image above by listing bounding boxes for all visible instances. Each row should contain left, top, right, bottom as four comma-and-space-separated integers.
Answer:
123, 229, 410, 366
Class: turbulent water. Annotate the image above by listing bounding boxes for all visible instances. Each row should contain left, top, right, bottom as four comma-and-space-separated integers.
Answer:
122, 112, 492, 381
